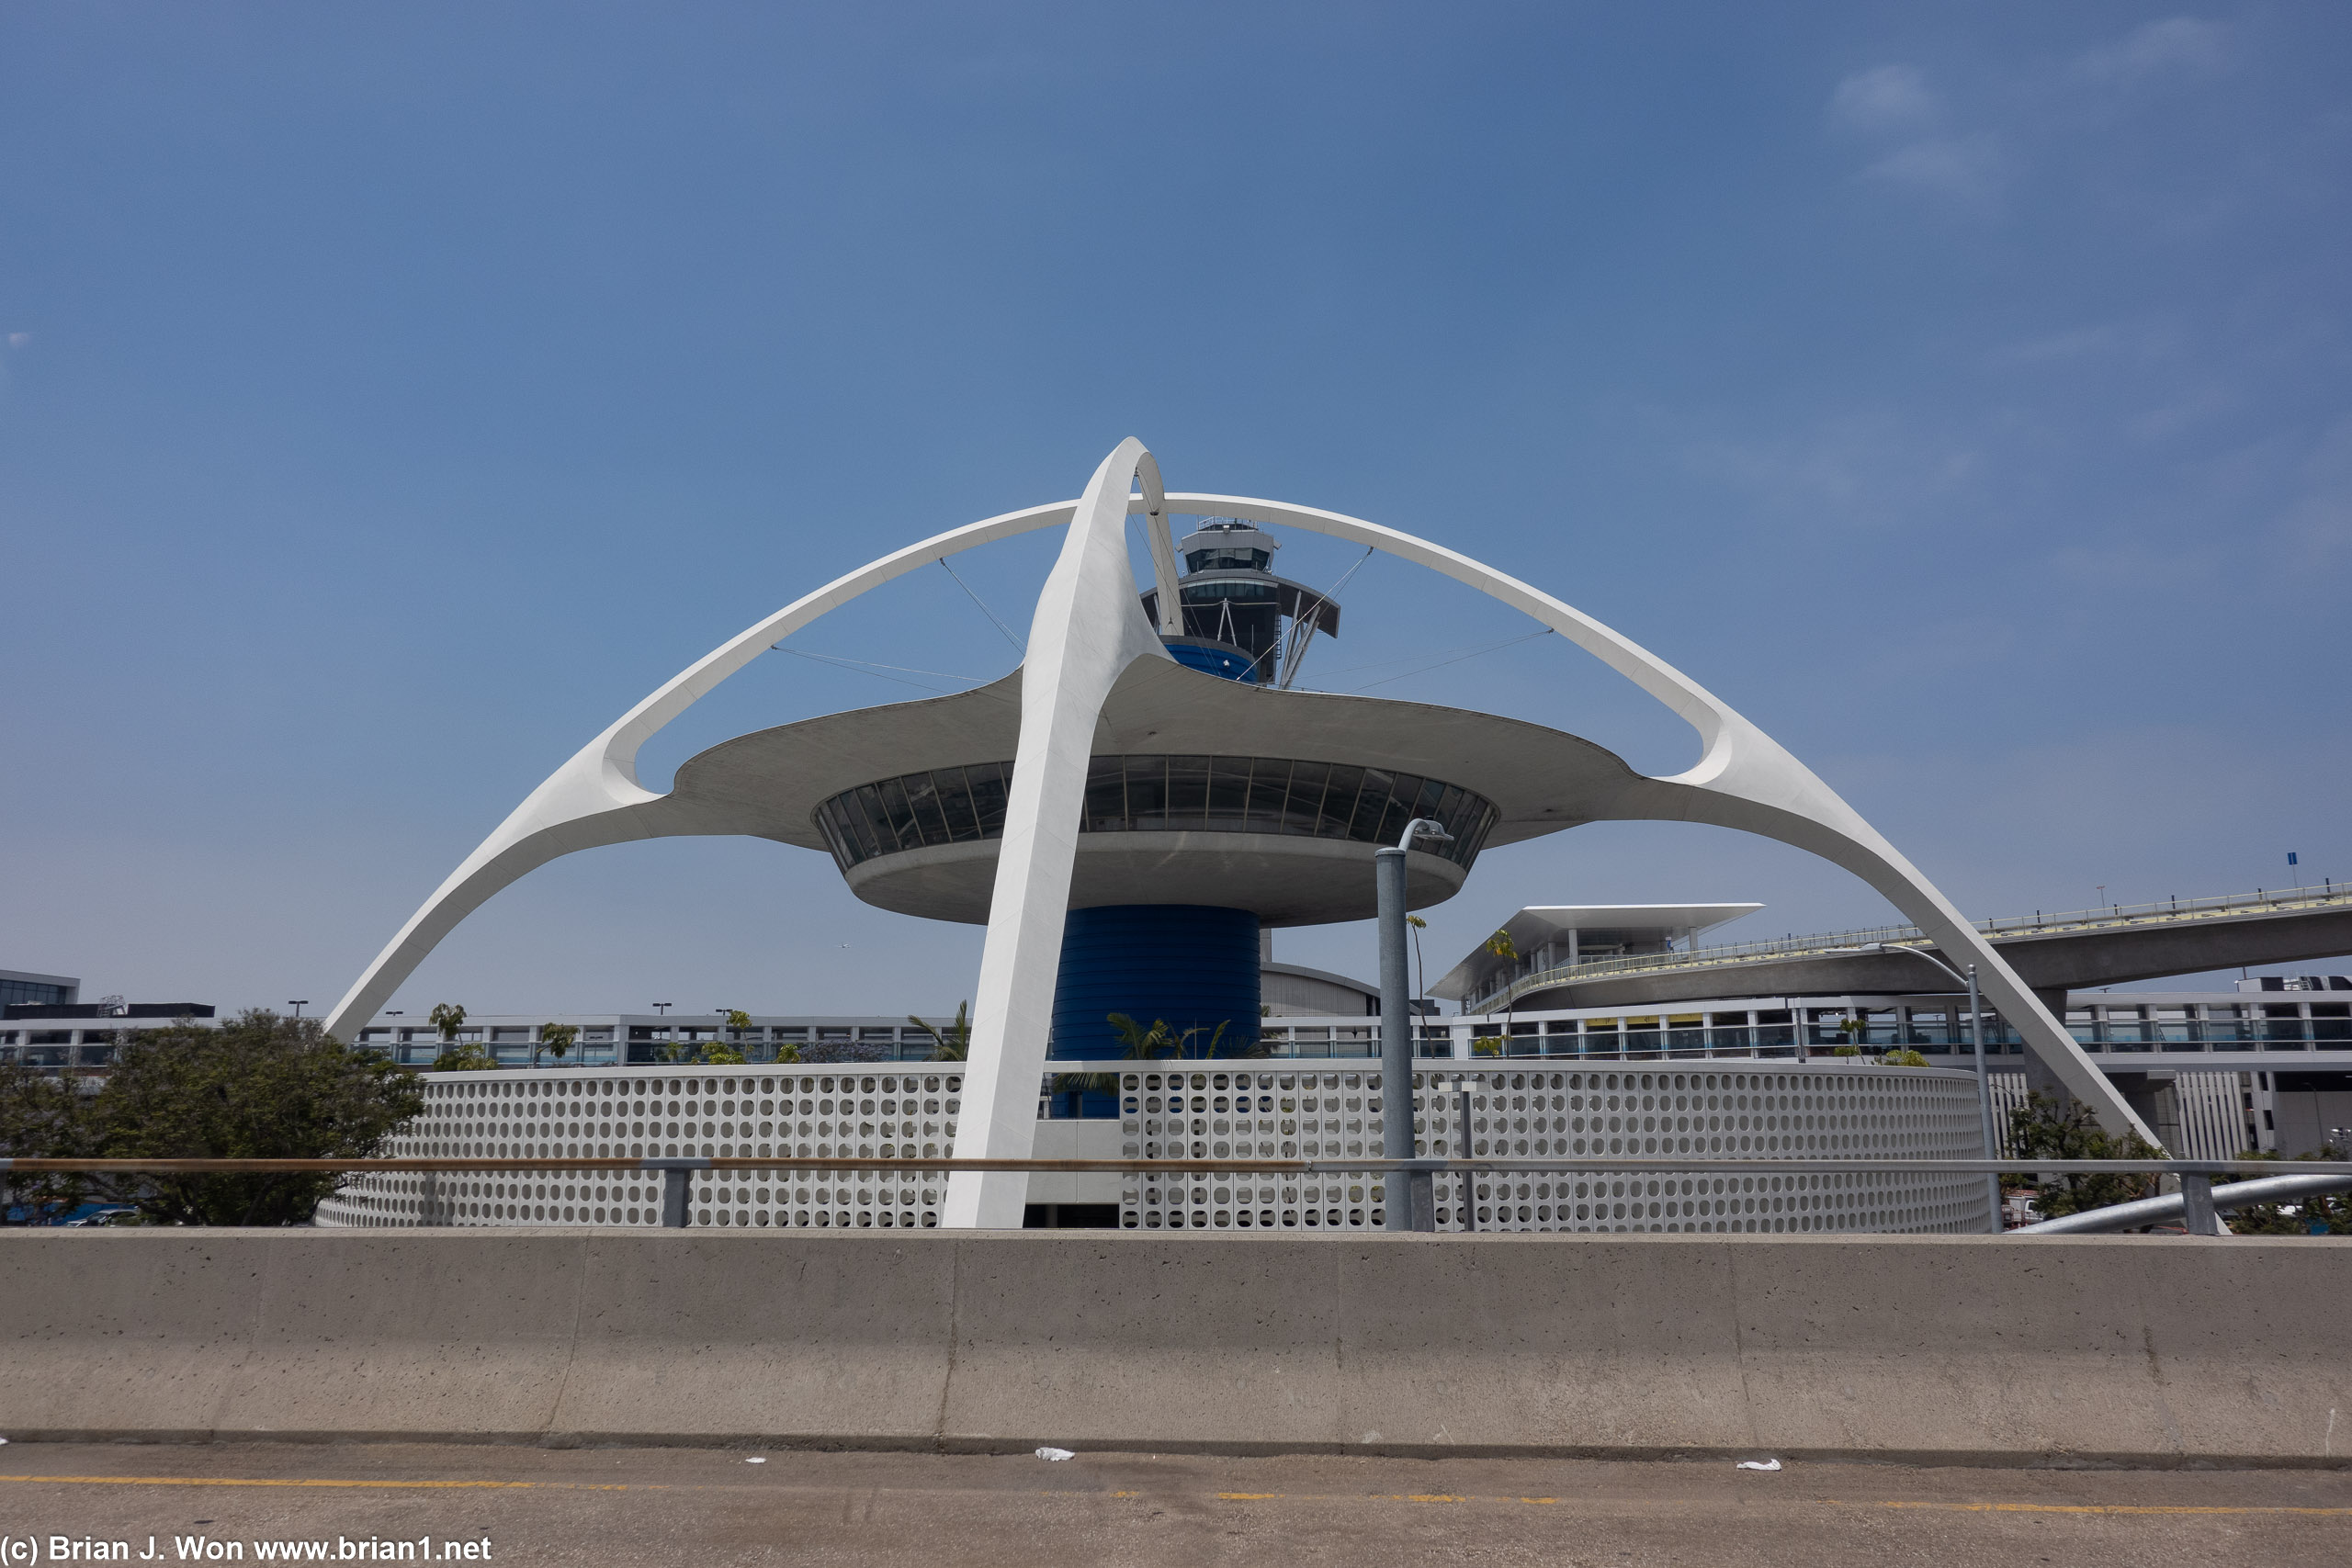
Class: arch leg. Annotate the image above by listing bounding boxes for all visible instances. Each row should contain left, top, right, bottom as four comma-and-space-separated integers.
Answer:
1153, 491, 2154, 1145
943, 440, 1173, 1227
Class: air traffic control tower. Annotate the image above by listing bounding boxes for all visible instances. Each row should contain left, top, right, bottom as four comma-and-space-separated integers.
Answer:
808, 515, 1496, 1059
323, 438, 2159, 1228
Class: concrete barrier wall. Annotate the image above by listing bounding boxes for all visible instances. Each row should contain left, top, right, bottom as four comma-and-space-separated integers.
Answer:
2, 1231, 2346, 1465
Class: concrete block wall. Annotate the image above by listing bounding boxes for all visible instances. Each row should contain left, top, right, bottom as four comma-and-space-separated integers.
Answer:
2, 1230, 2346, 1464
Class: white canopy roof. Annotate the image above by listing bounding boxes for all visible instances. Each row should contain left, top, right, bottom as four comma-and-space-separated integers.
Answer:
1430, 903, 1763, 1000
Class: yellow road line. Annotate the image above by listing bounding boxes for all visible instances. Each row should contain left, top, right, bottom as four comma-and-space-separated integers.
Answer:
0, 1476, 642, 1492
2, 1474, 2346, 1517
1837, 1500, 2352, 1517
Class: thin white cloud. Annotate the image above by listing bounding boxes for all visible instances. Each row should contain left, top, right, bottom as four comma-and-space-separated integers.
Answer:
2077, 17, 2228, 83
1988, 318, 2181, 368
1860, 132, 2004, 211
1827, 64, 1939, 135
2275, 413, 2352, 563
1683, 411, 1983, 529
5, 333, 28, 349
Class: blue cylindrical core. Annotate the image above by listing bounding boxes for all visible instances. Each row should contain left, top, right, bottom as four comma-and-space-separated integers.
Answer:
1049, 904, 1261, 1060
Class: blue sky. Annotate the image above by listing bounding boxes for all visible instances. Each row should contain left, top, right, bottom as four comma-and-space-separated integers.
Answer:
5, 4, 2347, 1019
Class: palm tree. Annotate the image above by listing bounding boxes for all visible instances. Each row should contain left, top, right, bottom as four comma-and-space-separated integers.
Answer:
1175, 1020, 1230, 1060
908, 1002, 970, 1061
1482, 927, 1520, 1042
1106, 1012, 1176, 1060
1060, 1012, 1179, 1099
427, 1002, 467, 1066
1406, 912, 1430, 1015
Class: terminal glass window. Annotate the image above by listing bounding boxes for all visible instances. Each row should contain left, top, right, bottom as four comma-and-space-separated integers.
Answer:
817, 754, 1497, 873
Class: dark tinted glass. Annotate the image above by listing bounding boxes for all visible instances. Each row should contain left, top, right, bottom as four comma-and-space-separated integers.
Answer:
1166, 755, 1211, 824
815, 756, 1494, 872
1083, 757, 1126, 831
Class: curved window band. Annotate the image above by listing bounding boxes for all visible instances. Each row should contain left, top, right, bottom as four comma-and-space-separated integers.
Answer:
815, 755, 1497, 874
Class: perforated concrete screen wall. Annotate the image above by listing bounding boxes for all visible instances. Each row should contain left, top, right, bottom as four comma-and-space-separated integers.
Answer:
1120, 1062, 1988, 1234
317, 1066, 964, 1231
314, 1060, 1991, 1235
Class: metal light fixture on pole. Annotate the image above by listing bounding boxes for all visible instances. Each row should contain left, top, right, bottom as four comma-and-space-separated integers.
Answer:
1839, 943, 2003, 1233
1380, 817, 1453, 1233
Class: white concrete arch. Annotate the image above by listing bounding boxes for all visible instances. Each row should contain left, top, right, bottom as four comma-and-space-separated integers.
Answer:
323, 445, 2151, 1179
321, 482, 1183, 1044
1140, 492, 2153, 1144
944, 438, 1177, 1226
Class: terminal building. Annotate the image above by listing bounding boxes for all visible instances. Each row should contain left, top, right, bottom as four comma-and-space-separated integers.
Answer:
294, 441, 2342, 1233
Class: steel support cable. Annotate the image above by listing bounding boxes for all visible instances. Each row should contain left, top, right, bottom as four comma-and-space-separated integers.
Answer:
769, 646, 997, 696
1276, 545, 1374, 689
939, 557, 1026, 656
1340, 627, 1557, 694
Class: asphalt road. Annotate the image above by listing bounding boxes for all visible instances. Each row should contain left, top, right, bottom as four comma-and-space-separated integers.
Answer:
1, 1441, 2346, 1567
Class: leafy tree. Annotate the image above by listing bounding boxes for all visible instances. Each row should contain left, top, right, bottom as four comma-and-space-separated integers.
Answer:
1470, 1036, 1504, 1057
534, 1023, 578, 1068
1879, 1048, 1930, 1067
2003, 1091, 2162, 1220
908, 1002, 970, 1062
433, 1042, 497, 1071
704, 1010, 752, 1065
0, 1057, 98, 1222
2216, 1145, 2352, 1235
427, 1002, 467, 1042
91, 1010, 425, 1226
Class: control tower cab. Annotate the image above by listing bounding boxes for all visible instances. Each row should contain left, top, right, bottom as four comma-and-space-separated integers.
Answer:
1141, 519, 1342, 685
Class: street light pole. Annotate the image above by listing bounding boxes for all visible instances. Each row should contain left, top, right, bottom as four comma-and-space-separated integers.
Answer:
1380, 817, 1453, 1233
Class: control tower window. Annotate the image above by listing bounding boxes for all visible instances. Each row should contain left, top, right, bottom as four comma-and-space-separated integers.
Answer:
1185, 544, 1272, 572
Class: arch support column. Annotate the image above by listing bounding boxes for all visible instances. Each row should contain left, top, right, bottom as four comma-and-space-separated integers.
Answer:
943, 440, 1173, 1228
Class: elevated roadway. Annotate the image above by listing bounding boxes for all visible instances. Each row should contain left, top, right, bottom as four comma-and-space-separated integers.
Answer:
1485, 884, 2352, 1013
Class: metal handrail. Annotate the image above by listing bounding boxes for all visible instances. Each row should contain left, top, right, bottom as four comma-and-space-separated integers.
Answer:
2013, 1170, 2352, 1235
13, 1157, 2350, 1235
1465, 881, 2352, 1014
16, 1156, 2348, 1175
